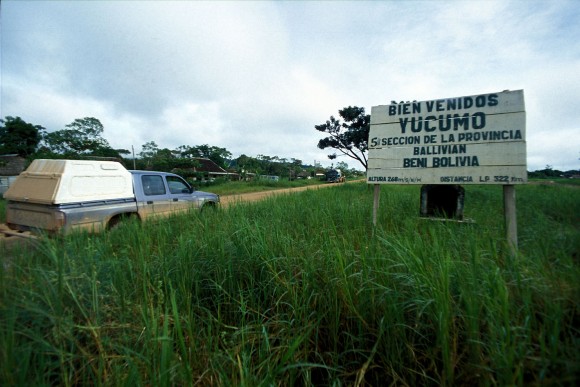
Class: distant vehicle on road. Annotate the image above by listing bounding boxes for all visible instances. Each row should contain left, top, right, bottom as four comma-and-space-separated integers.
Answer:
326, 169, 345, 183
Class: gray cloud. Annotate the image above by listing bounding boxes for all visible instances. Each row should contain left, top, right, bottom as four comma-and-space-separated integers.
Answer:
1, 0, 579, 170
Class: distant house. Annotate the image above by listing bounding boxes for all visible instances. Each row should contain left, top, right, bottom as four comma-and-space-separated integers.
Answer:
187, 158, 233, 181
259, 175, 280, 182
315, 169, 327, 180
227, 169, 241, 181
296, 171, 310, 179
0, 155, 26, 195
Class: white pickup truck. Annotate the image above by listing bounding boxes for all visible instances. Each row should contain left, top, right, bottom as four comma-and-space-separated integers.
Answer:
4, 159, 219, 234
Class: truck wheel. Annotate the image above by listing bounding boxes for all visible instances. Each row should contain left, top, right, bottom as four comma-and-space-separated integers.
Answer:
201, 202, 217, 212
108, 214, 137, 231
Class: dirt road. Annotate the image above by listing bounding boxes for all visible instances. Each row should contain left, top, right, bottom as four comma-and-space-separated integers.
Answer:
219, 181, 348, 207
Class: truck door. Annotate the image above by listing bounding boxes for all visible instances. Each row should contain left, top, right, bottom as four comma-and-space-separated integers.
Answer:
166, 175, 200, 214
139, 174, 172, 219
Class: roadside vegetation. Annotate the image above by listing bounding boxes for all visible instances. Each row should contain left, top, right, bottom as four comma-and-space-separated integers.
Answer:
529, 177, 580, 187
1, 182, 579, 385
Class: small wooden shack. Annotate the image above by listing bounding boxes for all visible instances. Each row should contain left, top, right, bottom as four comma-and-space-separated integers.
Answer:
0, 155, 27, 195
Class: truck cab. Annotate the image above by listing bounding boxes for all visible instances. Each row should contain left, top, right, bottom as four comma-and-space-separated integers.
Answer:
130, 170, 219, 219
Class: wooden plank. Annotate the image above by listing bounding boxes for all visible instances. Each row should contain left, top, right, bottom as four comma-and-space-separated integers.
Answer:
367, 142, 526, 169
367, 165, 527, 185
371, 90, 525, 124
0, 229, 39, 239
369, 112, 525, 146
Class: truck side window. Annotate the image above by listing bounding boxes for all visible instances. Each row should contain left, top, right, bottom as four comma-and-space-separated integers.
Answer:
166, 176, 191, 194
142, 175, 166, 196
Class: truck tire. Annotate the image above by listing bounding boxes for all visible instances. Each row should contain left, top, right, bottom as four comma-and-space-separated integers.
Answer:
107, 213, 138, 231
201, 202, 217, 212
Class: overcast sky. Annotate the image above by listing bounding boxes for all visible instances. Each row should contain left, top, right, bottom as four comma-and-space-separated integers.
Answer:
1, 0, 579, 171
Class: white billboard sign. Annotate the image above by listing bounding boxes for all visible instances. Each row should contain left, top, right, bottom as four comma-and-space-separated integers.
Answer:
367, 90, 526, 184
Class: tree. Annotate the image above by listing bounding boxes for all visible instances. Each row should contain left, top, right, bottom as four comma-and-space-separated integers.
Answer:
0, 116, 45, 157
315, 106, 370, 170
41, 117, 125, 158
335, 161, 349, 173
235, 154, 261, 177
137, 141, 201, 172
139, 141, 160, 168
177, 144, 232, 169
287, 158, 303, 180
233, 154, 306, 180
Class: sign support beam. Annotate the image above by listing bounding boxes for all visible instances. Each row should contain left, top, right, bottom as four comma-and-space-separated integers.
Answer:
372, 184, 380, 226
503, 184, 518, 254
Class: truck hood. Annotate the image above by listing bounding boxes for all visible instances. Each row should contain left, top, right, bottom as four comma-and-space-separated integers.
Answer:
193, 190, 220, 202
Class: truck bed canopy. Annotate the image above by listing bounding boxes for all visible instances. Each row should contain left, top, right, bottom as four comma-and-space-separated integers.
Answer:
4, 159, 134, 204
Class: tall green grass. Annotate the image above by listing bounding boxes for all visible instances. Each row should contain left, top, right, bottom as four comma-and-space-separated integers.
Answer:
1, 183, 578, 385
0, 199, 5, 223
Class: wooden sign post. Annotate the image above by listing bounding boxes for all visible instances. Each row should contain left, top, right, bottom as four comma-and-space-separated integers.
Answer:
503, 184, 518, 254
367, 90, 527, 251
372, 184, 380, 226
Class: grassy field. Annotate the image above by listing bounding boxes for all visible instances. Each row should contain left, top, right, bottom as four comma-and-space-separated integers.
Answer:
1, 182, 579, 385
529, 178, 580, 187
